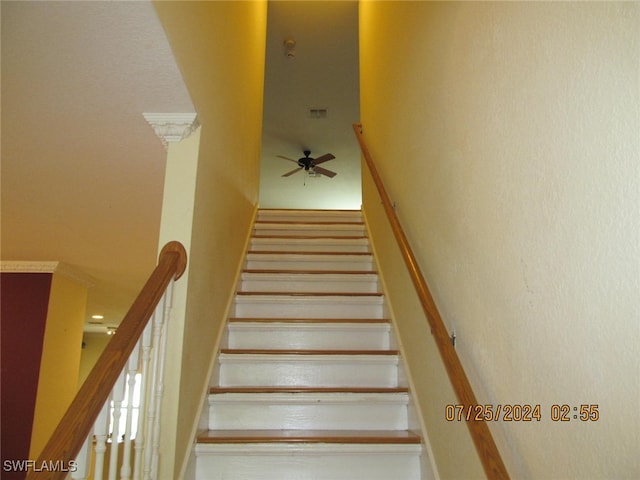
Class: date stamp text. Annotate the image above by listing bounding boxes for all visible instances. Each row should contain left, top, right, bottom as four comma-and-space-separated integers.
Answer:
445, 404, 599, 422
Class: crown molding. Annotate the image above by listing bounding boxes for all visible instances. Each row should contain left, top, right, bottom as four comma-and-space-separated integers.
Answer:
143, 112, 199, 150
1, 261, 95, 287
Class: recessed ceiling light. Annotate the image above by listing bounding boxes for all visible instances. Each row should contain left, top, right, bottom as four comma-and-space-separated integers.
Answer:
91, 314, 104, 320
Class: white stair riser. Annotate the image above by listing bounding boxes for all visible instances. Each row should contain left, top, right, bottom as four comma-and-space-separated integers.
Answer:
257, 210, 363, 223
254, 223, 366, 237
227, 323, 391, 350
218, 354, 399, 388
208, 393, 409, 430
240, 272, 380, 293
246, 254, 374, 271
233, 295, 385, 319
250, 237, 370, 253
194, 444, 421, 480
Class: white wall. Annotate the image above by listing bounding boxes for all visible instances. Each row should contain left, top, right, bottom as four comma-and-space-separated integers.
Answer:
360, 2, 639, 478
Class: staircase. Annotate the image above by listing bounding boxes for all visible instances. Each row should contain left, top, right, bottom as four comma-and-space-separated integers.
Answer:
194, 209, 424, 480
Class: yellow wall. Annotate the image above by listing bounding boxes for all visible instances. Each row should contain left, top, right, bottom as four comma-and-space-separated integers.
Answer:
360, 1, 639, 478
29, 271, 87, 458
153, 1, 267, 477
78, 332, 111, 386
362, 166, 485, 479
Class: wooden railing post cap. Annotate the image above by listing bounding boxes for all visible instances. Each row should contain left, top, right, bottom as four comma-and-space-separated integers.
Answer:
159, 241, 187, 280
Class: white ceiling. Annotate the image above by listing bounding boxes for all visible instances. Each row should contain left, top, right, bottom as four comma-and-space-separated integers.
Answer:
1, 1, 194, 330
1, 1, 360, 332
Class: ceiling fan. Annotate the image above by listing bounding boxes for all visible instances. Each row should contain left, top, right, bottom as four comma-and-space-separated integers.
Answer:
278, 150, 337, 178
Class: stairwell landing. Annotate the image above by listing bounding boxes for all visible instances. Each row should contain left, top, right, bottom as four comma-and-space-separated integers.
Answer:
193, 209, 429, 480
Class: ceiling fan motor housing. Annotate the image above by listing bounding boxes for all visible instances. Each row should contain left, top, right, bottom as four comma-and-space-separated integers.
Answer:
299, 150, 314, 170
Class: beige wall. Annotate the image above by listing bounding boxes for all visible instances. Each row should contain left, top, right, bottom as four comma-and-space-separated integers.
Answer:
360, 2, 639, 479
153, 2, 267, 478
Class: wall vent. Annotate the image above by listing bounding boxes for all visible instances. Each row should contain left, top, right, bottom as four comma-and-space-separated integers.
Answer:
308, 108, 328, 119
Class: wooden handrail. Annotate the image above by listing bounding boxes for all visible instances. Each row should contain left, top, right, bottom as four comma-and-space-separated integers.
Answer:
353, 123, 509, 480
26, 241, 187, 480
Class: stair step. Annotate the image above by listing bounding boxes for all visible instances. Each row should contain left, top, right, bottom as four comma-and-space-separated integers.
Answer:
250, 236, 371, 252
246, 251, 375, 271
198, 429, 421, 444
254, 221, 367, 237
227, 320, 391, 350
236, 291, 383, 297
218, 351, 400, 387
208, 389, 409, 430
239, 270, 380, 293
232, 293, 386, 319
209, 386, 408, 394
220, 349, 398, 355
256, 209, 363, 223
195, 430, 422, 480
228, 317, 390, 323
195, 432, 421, 480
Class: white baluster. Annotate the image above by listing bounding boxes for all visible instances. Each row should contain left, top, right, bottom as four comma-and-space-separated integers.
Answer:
108, 369, 126, 480
120, 344, 140, 480
149, 283, 173, 478
71, 435, 91, 480
93, 398, 111, 480
143, 298, 165, 480
134, 322, 153, 480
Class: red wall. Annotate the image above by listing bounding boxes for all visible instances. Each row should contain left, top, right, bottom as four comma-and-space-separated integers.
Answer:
1, 273, 52, 479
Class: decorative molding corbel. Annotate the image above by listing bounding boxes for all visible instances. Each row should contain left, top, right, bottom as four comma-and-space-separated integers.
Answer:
143, 113, 199, 150
1, 261, 95, 287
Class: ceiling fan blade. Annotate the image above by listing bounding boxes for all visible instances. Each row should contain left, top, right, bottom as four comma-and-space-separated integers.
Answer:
277, 155, 299, 164
312, 153, 335, 165
282, 167, 302, 177
313, 166, 337, 178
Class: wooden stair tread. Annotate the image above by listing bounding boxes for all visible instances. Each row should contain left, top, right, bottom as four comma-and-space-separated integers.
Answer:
235, 291, 383, 297
252, 234, 368, 239
197, 429, 421, 444
243, 269, 377, 275
220, 349, 398, 355
228, 317, 390, 324
248, 250, 372, 256
258, 208, 361, 213
255, 220, 364, 225
210, 386, 408, 394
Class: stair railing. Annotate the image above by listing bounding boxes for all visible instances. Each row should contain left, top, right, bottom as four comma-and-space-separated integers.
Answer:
25, 241, 187, 480
353, 123, 509, 479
